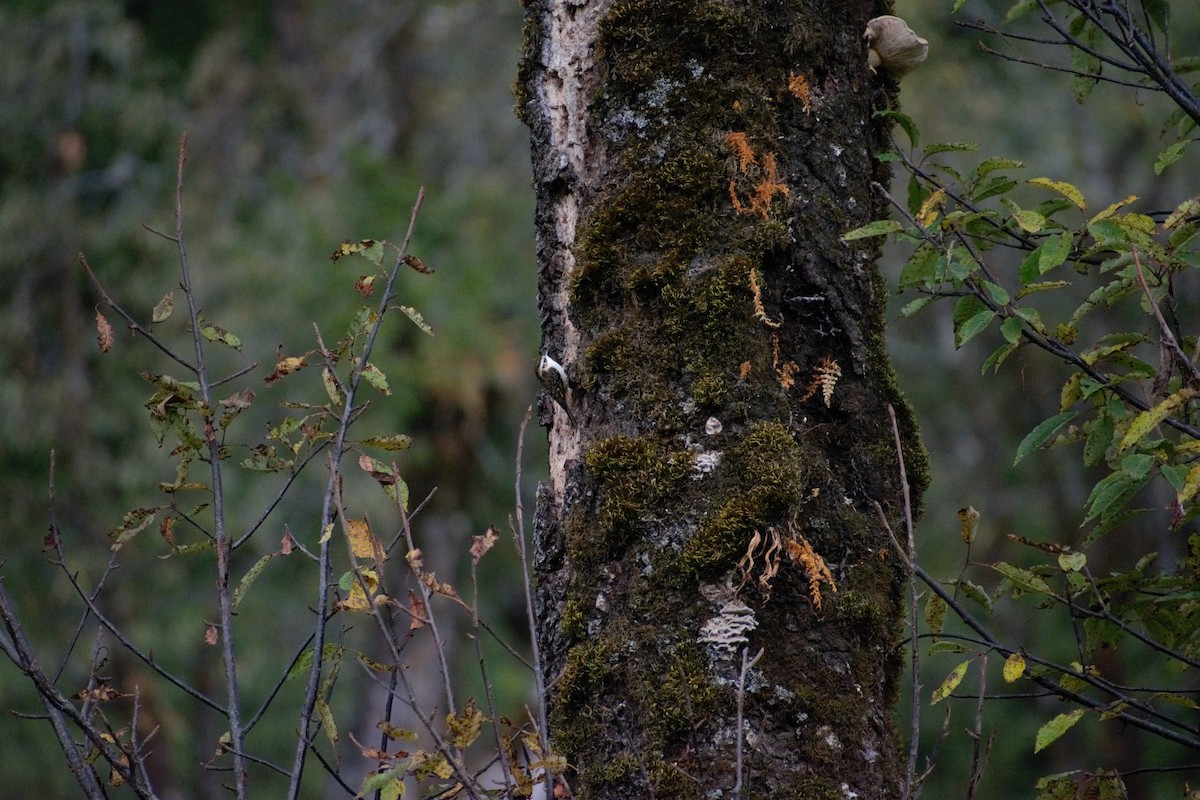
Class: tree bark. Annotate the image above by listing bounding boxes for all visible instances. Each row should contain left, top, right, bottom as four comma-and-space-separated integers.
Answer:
519, 1, 927, 797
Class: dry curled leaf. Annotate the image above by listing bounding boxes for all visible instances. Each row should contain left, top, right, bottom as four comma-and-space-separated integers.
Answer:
96, 309, 114, 353
403, 254, 435, 274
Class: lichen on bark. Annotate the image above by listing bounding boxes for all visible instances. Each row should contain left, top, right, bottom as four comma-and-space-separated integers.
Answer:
520, 0, 927, 797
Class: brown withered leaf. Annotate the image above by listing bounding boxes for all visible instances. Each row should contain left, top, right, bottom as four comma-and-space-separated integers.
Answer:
96, 309, 114, 353
470, 525, 500, 565
280, 526, 295, 555
403, 254, 435, 274
220, 388, 255, 409
355, 275, 376, 297
159, 516, 175, 546
358, 454, 398, 486
407, 588, 427, 630
204, 621, 219, 646
264, 356, 307, 385
78, 683, 120, 702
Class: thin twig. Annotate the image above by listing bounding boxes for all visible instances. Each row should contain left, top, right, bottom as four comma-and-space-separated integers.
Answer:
732, 646, 765, 800
510, 406, 556, 799
884, 404, 921, 800
172, 132, 247, 800
1131, 246, 1200, 387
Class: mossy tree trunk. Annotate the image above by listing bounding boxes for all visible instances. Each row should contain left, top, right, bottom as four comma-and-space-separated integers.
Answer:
518, 1, 927, 797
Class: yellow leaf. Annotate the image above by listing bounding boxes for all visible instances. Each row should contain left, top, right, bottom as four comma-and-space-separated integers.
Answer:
1089, 195, 1137, 224
1003, 652, 1026, 682
341, 569, 378, 612
1028, 177, 1086, 209
1178, 463, 1200, 505
932, 660, 969, 704
917, 187, 947, 227
345, 518, 384, 562
446, 698, 487, 750
1119, 388, 1196, 451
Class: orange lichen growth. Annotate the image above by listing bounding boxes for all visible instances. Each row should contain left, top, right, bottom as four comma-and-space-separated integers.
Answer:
725, 132, 789, 219
787, 71, 812, 112
738, 361, 752, 381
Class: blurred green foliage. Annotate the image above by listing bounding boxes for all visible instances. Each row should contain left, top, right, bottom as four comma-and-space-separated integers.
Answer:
0, 0, 538, 796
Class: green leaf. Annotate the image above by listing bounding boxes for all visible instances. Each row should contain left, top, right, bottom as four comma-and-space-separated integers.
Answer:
1082, 471, 1150, 525
931, 660, 969, 704
1058, 551, 1086, 572
948, 579, 993, 612
1154, 139, 1190, 175
952, 295, 994, 348
152, 292, 175, 323
361, 434, 412, 451
874, 109, 920, 147
899, 296, 933, 317
1038, 231, 1074, 274
982, 281, 1009, 306
841, 219, 902, 241
1083, 414, 1114, 466
232, 552, 277, 611
286, 643, 342, 681
955, 310, 995, 348
1004, 0, 1039, 23
199, 319, 243, 350
981, 341, 1020, 374
1004, 198, 1046, 233
1119, 388, 1196, 451
359, 768, 405, 798
1016, 280, 1070, 299
973, 157, 1024, 179
398, 304, 434, 336
993, 561, 1054, 595
1034, 709, 1086, 753
1120, 452, 1154, 480
359, 361, 392, 396
925, 141, 980, 156
899, 244, 941, 288
1068, 14, 1102, 102
952, 0, 969, 11
1014, 411, 1077, 465
1000, 316, 1024, 344
1028, 177, 1086, 209
1142, 0, 1170, 34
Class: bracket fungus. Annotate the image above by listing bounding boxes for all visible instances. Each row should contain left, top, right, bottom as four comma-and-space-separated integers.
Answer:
865, 15, 929, 81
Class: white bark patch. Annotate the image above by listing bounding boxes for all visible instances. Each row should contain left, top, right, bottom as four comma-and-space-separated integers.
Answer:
534, 0, 614, 495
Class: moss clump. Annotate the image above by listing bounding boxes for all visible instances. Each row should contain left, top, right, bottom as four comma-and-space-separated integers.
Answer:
578, 436, 694, 561
551, 641, 612, 757
681, 421, 813, 575
631, 641, 718, 743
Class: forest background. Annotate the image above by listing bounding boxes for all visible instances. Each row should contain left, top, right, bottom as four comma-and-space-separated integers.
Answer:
2, 0, 1197, 797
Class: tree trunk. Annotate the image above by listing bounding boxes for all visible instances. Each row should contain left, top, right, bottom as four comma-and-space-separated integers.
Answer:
518, 1, 927, 797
